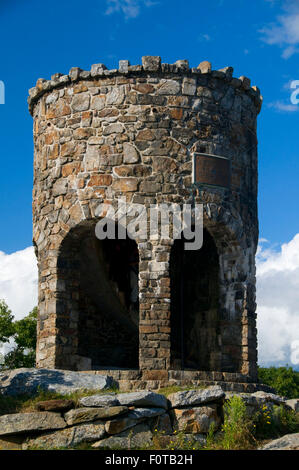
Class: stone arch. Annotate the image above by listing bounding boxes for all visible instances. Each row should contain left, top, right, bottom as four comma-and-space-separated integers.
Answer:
169, 203, 256, 374
201, 204, 257, 375
170, 227, 221, 370
55, 219, 140, 370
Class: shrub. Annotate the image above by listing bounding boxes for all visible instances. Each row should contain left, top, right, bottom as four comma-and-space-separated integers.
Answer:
254, 403, 299, 439
209, 396, 255, 450
258, 366, 299, 399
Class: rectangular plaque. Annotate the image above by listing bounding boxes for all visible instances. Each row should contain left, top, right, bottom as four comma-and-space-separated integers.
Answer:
193, 153, 231, 188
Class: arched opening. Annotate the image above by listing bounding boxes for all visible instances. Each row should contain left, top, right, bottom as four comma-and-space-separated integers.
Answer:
56, 223, 139, 370
170, 228, 221, 370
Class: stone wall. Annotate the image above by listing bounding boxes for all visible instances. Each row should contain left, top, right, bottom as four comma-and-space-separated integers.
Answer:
29, 56, 262, 380
1, 385, 297, 450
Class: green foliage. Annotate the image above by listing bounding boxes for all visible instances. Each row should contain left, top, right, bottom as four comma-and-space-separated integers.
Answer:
258, 366, 299, 399
14, 307, 37, 350
254, 403, 299, 439
148, 429, 204, 451
0, 302, 37, 370
253, 403, 275, 439
1, 348, 36, 370
0, 300, 14, 343
209, 396, 256, 450
274, 405, 299, 434
205, 422, 216, 449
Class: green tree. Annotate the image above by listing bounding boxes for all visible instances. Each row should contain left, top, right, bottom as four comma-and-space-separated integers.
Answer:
258, 366, 299, 399
0, 301, 37, 370
14, 307, 37, 350
0, 300, 15, 343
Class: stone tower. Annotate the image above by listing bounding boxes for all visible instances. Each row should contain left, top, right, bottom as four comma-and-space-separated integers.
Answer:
29, 56, 262, 389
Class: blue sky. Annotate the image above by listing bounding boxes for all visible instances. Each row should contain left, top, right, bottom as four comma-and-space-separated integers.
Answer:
0, 0, 298, 253
0, 0, 299, 367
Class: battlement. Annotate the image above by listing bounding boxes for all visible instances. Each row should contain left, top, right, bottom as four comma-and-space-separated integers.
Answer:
28, 56, 262, 115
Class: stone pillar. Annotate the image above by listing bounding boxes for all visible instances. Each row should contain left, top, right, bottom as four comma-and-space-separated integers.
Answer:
139, 242, 171, 373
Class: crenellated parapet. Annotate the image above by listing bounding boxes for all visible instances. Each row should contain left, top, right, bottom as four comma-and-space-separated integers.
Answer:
28, 56, 262, 115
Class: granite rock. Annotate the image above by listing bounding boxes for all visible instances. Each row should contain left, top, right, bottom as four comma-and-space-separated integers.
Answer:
92, 422, 152, 449
64, 406, 128, 425
23, 421, 106, 449
168, 386, 225, 408
0, 412, 66, 436
0, 368, 115, 396
259, 433, 299, 450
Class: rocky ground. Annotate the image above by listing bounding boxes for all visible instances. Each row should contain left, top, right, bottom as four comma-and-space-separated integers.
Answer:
0, 368, 298, 450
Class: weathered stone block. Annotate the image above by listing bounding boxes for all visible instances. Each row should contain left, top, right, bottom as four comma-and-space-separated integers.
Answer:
92, 423, 152, 449
0, 368, 114, 396
142, 56, 161, 71
116, 391, 168, 409
35, 399, 74, 412
168, 386, 225, 408
23, 422, 106, 449
88, 174, 112, 186
172, 404, 221, 434
105, 417, 140, 435
112, 178, 138, 192
71, 93, 90, 112
0, 412, 66, 436
157, 79, 181, 95
197, 61, 211, 73
259, 433, 299, 451
79, 393, 120, 408
64, 406, 128, 425
123, 143, 139, 163
182, 78, 197, 95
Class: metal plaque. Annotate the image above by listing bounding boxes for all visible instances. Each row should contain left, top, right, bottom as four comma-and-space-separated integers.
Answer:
193, 153, 231, 188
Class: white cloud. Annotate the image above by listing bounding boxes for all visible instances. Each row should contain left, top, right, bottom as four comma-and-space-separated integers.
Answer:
0, 246, 38, 321
256, 234, 299, 367
198, 33, 211, 42
268, 99, 299, 112
261, 0, 299, 58
105, 0, 157, 19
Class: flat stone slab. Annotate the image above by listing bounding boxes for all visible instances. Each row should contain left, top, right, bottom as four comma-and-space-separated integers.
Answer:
259, 433, 299, 450
127, 408, 166, 420
225, 391, 288, 408
168, 386, 225, 408
105, 417, 140, 435
79, 393, 119, 408
251, 391, 286, 406
0, 368, 114, 396
79, 390, 168, 409
92, 423, 152, 449
0, 412, 66, 436
117, 391, 168, 409
36, 399, 75, 412
64, 406, 128, 425
23, 421, 106, 450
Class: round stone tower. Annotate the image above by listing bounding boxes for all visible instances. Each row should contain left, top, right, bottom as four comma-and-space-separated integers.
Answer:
29, 56, 262, 389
